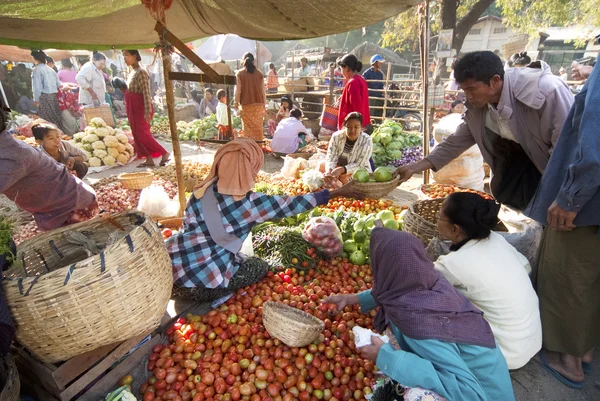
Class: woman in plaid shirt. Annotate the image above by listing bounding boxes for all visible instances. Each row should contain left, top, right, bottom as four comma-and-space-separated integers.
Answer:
123, 50, 170, 168
168, 139, 364, 301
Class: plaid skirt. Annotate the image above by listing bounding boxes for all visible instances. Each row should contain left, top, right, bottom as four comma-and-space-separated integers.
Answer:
38, 93, 65, 132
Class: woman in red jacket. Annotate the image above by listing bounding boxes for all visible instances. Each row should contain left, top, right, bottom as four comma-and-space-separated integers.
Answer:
337, 54, 371, 132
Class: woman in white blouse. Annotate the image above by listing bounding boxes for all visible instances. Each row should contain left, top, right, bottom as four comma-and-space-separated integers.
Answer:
434, 192, 542, 370
325, 112, 373, 183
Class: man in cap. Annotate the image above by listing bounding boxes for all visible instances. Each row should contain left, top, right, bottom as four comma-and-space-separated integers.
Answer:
362, 54, 385, 120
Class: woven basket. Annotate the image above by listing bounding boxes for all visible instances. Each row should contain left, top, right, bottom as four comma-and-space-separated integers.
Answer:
262, 302, 324, 347
402, 199, 443, 247
118, 172, 154, 190
351, 175, 400, 199
82, 105, 116, 127
3, 212, 172, 363
0, 355, 19, 401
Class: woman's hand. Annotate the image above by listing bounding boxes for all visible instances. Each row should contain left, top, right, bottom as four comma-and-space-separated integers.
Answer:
145, 112, 152, 124
330, 181, 366, 200
65, 157, 75, 170
321, 294, 359, 312
359, 336, 385, 363
331, 166, 345, 178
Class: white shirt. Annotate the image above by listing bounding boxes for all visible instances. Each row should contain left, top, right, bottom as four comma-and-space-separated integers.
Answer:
486, 104, 517, 142
434, 232, 542, 370
271, 117, 305, 154
216, 102, 229, 126
76, 61, 107, 106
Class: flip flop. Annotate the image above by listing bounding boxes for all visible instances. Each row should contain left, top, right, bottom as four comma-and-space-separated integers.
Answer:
137, 163, 155, 168
159, 159, 170, 167
582, 362, 592, 375
539, 351, 585, 389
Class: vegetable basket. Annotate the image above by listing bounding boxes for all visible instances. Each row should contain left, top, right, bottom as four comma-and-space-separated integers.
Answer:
3, 211, 172, 363
0, 354, 19, 401
351, 175, 400, 199
262, 302, 324, 347
118, 172, 154, 190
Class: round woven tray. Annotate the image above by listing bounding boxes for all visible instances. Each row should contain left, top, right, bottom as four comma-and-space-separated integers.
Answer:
351, 175, 400, 199
118, 172, 154, 190
402, 198, 443, 246
3, 212, 173, 363
0, 355, 19, 401
262, 302, 324, 347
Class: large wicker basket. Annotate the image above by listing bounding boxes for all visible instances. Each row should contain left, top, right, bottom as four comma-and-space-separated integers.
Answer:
118, 172, 154, 190
3, 212, 172, 363
402, 198, 443, 246
262, 302, 324, 347
0, 355, 19, 401
351, 175, 400, 199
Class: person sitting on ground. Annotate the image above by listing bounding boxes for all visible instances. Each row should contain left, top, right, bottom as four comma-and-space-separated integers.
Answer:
271, 109, 307, 154
215, 89, 230, 140
323, 228, 516, 401
434, 192, 542, 370
267, 95, 297, 137
167, 138, 364, 302
33, 123, 89, 179
325, 112, 373, 183
198, 88, 218, 119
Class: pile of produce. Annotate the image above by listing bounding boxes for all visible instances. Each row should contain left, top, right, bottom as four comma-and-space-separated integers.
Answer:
11, 135, 39, 147
0, 216, 15, 268
387, 146, 423, 168
421, 183, 493, 200
69, 117, 135, 167
320, 197, 404, 216
154, 162, 212, 184
371, 120, 422, 167
302, 217, 343, 259
350, 167, 394, 183
253, 223, 317, 270
296, 141, 329, 154
95, 178, 178, 214
140, 257, 377, 401
152, 115, 171, 137
177, 116, 219, 141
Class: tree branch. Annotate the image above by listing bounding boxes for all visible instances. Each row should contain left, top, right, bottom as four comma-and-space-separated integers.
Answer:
455, 0, 496, 36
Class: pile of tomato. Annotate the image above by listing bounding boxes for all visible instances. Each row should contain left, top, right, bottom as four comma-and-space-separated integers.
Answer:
421, 184, 493, 200
140, 259, 378, 401
321, 197, 407, 216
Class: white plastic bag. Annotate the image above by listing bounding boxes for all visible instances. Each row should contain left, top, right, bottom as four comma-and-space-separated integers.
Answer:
352, 326, 389, 348
301, 169, 324, 192
281, 156, 309, 179
302, 216, 343, 258
138, 185, 179, 218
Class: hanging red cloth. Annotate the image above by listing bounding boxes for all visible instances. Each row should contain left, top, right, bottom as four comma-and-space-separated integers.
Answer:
125, 90, 166, 159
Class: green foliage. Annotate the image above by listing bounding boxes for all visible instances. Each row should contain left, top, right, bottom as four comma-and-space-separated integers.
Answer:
0, 216, 15, 266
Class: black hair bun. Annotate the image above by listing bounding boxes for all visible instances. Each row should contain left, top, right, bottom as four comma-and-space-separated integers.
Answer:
474, 200, 500, 229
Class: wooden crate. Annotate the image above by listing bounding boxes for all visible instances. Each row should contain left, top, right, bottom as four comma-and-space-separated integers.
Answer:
82, 105, 116, 127
15, 332, 161, 401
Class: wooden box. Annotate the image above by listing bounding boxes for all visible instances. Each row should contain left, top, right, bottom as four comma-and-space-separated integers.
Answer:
82, 105, 116, 127
15, 332, 161, 401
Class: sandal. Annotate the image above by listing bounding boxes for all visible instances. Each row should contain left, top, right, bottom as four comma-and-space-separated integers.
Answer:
538, 351, 585, 389
137, 162, 155, 168
159, 158, 170, 167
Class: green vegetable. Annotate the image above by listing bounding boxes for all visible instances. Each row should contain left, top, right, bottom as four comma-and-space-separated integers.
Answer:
0, 217, 15, 267
105, 385, 129, 401
252, 225, 314, 270
349, 250, 367, 265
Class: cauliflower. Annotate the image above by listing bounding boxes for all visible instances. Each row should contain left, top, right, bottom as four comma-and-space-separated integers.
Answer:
92, 141, 106, 150
73, 132, 85, 141
125, 143, 134, 153
72, 142, 84, 150
88, 157, 102, 167
94, 127, 111, 138
84, 126, 95, 135
93, 149, 108, 159
116, 133, 129, 144
117, 153, 130, 165
104, 135, 119, 148
107, 147, 120, 158
83, 143, 93, 152
90, 117, 107, 128
102, 155, 116, 166
83, 150, 93, 159
116, 143, 126, 153
83, 133, 99, 144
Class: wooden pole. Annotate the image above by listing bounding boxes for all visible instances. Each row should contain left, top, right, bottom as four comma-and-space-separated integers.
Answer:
226, 86, 234, 140
329, 64, 335, 104
383, 62, 392, 121
162, 51, 187, 217
422, 0, 431, 185
291, 54, 295, 100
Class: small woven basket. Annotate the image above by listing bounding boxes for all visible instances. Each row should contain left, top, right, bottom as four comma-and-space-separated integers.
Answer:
402, 198, 443, 247
262, 302, 324, 347
0, 355, 19, 401
3, 211, 172, 363
118, 172, 154, 190
351, 175, 400, 199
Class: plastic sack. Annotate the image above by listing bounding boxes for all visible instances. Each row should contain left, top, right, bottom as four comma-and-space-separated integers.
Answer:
281, 156, 309, 179
432, 114, 485, 191
301, 169, 324, 192
302, 216, 343, 258
352, 326, 389, 348
137, 185, 179, 218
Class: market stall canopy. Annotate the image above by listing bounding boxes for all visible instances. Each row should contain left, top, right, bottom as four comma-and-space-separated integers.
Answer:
195, 35, 272, 63
0, 0, 419, 50
0, 45, 73, 62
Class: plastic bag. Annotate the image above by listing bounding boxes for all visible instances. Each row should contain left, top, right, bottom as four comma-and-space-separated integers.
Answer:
281, 156, 309, 179
302, 216, 343, 258
352, 326, 389, 348
138, 185, 179, 218
301, 169, 324, 192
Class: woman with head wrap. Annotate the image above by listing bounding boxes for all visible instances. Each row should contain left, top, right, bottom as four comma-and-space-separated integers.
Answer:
168, 138, 364, 301
323, 229, 515, 401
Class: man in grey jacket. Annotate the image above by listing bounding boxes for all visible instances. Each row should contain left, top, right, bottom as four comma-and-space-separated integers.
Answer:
395, 51, 574, 209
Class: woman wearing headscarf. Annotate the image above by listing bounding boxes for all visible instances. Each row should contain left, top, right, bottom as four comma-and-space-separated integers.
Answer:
323, 229, 515, 401
234, 53, 267, 140
30, 50, 65, 131
167, 138, 363, 301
